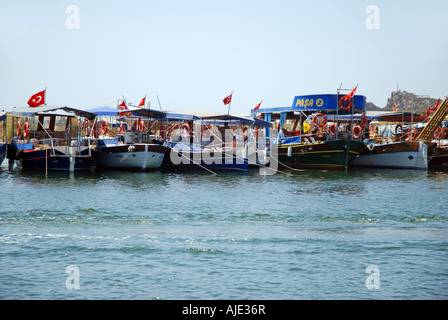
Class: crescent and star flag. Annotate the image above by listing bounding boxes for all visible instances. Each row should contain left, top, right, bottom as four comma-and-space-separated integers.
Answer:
118, 101, 128, 117
254, 101, 262, 111
223, 94, 232, 106
27, 89, 46, 107
138, 97, 145, 107
344, 85, 358, 101
118, 101, 127, 110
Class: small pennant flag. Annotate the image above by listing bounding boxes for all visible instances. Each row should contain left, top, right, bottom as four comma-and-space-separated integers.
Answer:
138, 97, 146, 107
344, 84, 358, 101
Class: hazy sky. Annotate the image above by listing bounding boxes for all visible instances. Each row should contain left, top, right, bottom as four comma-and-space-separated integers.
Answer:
1, 0, 447, 113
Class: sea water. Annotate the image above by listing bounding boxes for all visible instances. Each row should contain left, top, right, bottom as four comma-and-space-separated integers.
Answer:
0, 164, 447, 300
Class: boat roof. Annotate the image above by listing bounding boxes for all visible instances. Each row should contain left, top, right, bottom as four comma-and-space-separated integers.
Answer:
87, 106, 166, 119
252, 94, 367, 114
164, 110, 271, 127
12, 105, 97, 119
0, 111, 6, 121
371, 111, 427, 123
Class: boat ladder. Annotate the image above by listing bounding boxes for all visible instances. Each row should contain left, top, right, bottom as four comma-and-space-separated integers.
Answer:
416, 98, 448, 141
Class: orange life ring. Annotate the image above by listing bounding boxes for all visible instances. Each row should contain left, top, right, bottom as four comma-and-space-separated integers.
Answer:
329, 123, 338, 135
101, 120, 109, 135
202, 125, 213, 137
181, 123, 191, 138
407, 127, 418, 140
339, 97, 352, 111
313, 113, 327, 128
137, 118, 145, 132
352, 125, 362, 139
167, 124, 179, 138
433, 127, 443, 140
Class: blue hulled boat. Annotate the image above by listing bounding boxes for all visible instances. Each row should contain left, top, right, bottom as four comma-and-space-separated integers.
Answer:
8, 106, 98, 172
161, 111, 271, 173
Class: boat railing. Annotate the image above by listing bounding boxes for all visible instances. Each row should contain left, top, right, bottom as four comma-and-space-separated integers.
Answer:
36, 118, 56, 156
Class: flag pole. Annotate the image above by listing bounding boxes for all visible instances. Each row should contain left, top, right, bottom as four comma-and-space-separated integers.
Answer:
227, 91, 233, 115
44, 87, 47, 106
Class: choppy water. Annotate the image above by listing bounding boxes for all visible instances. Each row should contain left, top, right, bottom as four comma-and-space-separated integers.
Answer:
1, 163, 447, 300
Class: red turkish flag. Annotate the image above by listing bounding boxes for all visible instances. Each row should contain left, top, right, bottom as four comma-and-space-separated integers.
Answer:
27, 89, 46, 107
118, 101, 128, 117
223, 94, 232, 105
344, 85, 358, 101
254, 101, 262, 111
138, 97, 145, 107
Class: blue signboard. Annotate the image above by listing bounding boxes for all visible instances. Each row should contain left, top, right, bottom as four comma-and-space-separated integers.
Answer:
291, 94, 366, 113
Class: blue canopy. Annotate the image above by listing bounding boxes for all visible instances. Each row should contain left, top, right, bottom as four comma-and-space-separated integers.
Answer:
252, 94, 367, 115
87, 106, 123, 116
88, 106, 166, 119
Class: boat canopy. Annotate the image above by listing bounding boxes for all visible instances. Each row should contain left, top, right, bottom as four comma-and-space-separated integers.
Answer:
12, 105, 97, 120
0, 112, 6, 122
371, 111, 426, 123
252, 94, 366, 115
88, 106, 167, 119
162, 110, 271, 127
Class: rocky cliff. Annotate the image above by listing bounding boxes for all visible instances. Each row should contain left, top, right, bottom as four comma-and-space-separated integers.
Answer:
366, 90, 441, 113
383, 90, 440, 112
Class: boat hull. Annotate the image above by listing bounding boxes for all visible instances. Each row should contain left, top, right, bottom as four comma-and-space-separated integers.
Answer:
163, 148, 248, 172
16, 147, 97, 171
277, 139, 365, 171
351, 141, 428, 170
97, 144, 168, 170
428, 145, 448, 169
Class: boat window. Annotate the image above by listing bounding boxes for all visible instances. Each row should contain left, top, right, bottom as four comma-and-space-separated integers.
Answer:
54, 116, 67, 131
42, 117, 51, 130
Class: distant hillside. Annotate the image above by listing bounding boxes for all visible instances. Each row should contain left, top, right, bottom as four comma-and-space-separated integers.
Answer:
365, 102, 383, 111
364, 90, 441, 113
383, 90, 440, 113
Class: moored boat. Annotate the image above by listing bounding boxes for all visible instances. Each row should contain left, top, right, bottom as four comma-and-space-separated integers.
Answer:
351, 139, 430, 170
252, 91, 367, 171
88, 105, 169, 171
161, 111, 270, 173
352, 98, 448, 170
7, 106, 98, 172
